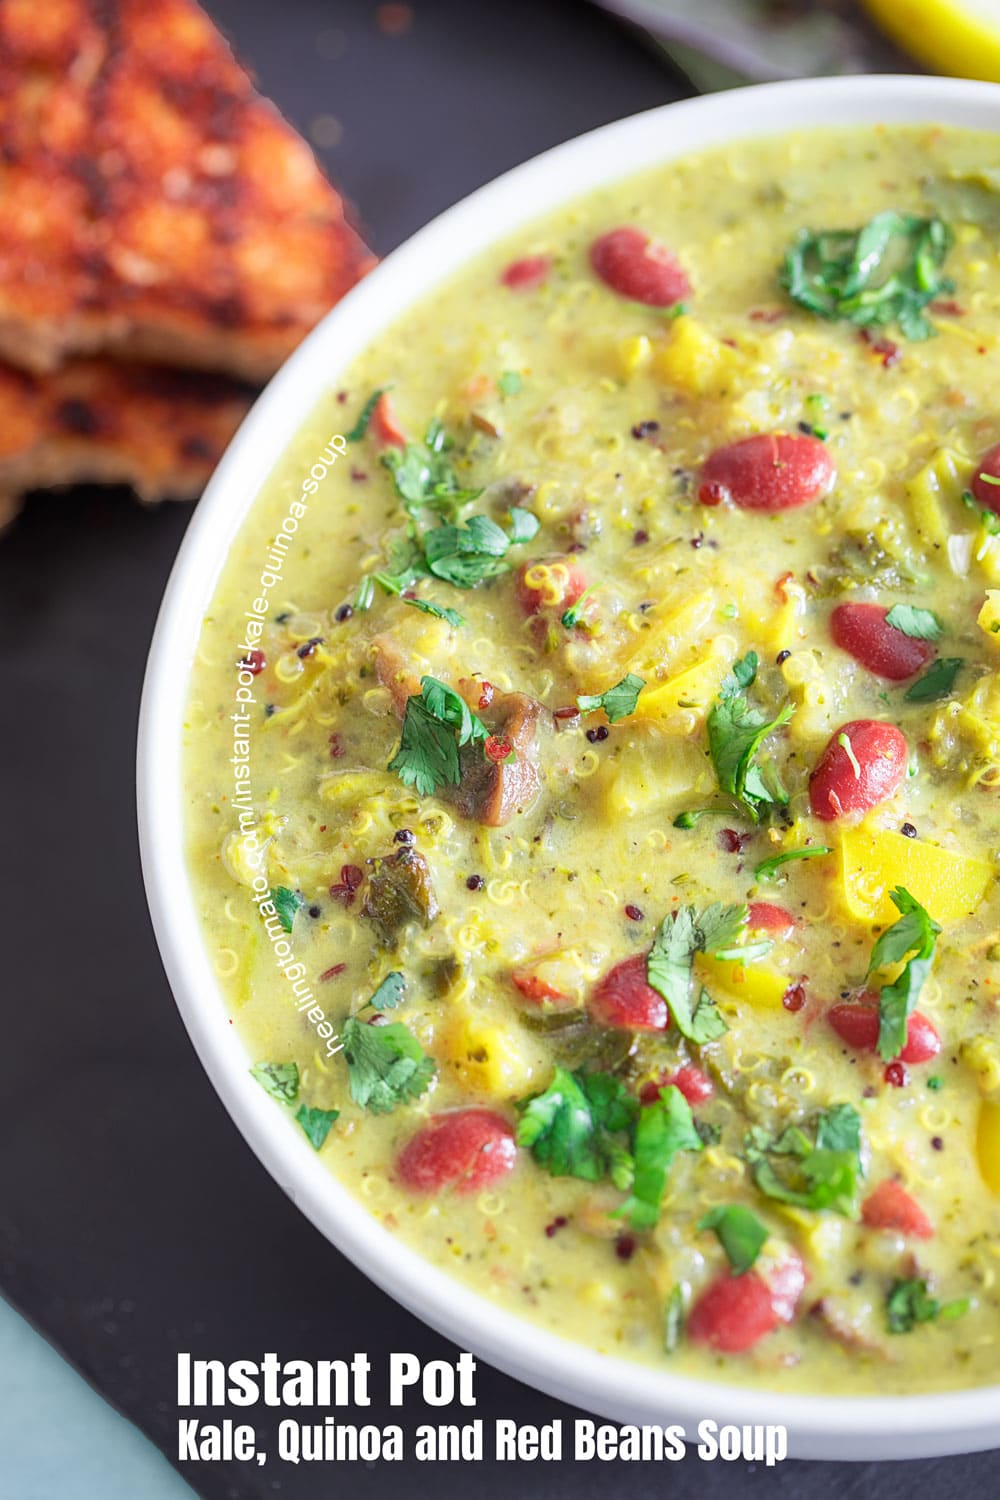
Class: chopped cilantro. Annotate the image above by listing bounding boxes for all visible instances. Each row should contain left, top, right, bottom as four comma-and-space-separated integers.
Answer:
779, 212, 954, 340
886, 1278, 968, 1334
400, 597, 465, 628
707, 654, 794, 823
867, 886, 941, 1062
616, 1086, 703, 1232
340, 1015, 435, 1114
388, 676, 488, 796
507, 506, 540, 544
754, 845, 832, 881
423, 515, 511, 588
270, 886, 305, 934
962, 489, 1000, 536
515, 1067, 637, 1187
368, 971, 406, 1012
295, 1104, 339, 1150
745, 1104, 862, 1217
884, 604, 945, 641
382, 418, 481, 520
647, 903, 771, 1045
699, 1204, 769, 1274
576, 673, 645, 723
561, 583, 599, 629
498, 370, 523, 396
904, 657, 963, 702
345, 387, 388, 443
250, 1061, 300, 1103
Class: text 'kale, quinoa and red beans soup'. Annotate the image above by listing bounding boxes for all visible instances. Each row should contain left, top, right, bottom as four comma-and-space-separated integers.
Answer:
185, 124, 1000, 1393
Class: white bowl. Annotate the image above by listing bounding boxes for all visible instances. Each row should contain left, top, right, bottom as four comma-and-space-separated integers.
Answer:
139, 75, 1000, 1460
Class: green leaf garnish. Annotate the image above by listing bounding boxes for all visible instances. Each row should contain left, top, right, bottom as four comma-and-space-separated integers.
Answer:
647, 903, 769, 1044
388, 676, 488, 796
345, 387, 388, 443
295, 1104, 339, 1150
498, 370, 523, 396
904, 657, 964, 703
340, 1016, 436, 1114
422, 514, 511, 588
699, 1204, 769, 1274
250, 1061, 300, 1103
754, 845, 832, 881
886, 1278, 968, 1334
368, 971, 406, 1012
779, 212, 954, 340
516, 1067, 637, 1186
616, 1086, 703, 1231
400, 597, 466, 627
884, 604, 945, 641
561, 583, 599, 629
867, 886, 941, 1062
576, 673, 645, 724
270, 886, 304, 934
507, 507, 540, 544
707, 655, 794, 823
745, 1104, 863, 1217
382, 418, 481, 520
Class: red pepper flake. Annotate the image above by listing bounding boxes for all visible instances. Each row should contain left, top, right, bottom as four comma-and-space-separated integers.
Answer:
782, 981, 807, 1013
239, 648, 266, 675
615, 1234, 637, 1262
350, 467, 369, 483
478, 681, 495, 710
484, 735, 513, 764
884, 1061, 909, 1088
625, 904, 644, 922
545, 1215, 568, 1239
717, 828, 749, 854
336, 390, 349, 405
329, 864, 364, 905
319, 963, 346, 982
859, 328, 900, 367
328, 733, 345, 758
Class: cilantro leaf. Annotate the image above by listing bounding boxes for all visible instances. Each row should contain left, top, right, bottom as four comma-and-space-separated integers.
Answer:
647, 903, 770, 1044
346, 387, 388, 443
498, 370, 523, 396
904, 657, 963, 703
886, 1279, 968, 1334
884, 604, 944, 641
746, 1104, 862, 1217
423, 515, 511, 588
576, 673, 645, 723
340, 1016, 436, 1114
779, 213, 954, 340
699, 1204, 769, 1274
868, 887, 941, 1061
516, 1067, 637, 1187
388, 676, 488, 796
270, 886, 304, 934
369, 971, 406, 1012
295, 1104, 339, 1150
400, 597, 465, 627
382, 418, 481, 519
507, 507, 540, 544
617, 1086, 703, 1231
754, 845, 832, 881
707, 657, 794, 823
250, 1061, 300, 1103
962, 488, 1000, 536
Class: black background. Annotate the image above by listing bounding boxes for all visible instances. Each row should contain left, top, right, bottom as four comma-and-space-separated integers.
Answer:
1, 0, 996, 1494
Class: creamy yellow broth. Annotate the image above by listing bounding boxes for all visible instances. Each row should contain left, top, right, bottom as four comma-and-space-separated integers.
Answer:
185, 124, 1000, 1394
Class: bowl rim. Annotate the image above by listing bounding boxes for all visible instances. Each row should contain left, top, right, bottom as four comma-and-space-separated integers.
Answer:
138, 73, 1000, 1461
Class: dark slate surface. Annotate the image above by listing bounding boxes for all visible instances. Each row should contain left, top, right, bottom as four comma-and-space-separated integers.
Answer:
0, 0, 996, 1494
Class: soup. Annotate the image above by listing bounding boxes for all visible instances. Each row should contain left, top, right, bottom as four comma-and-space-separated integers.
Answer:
185, 124, 1000, 1394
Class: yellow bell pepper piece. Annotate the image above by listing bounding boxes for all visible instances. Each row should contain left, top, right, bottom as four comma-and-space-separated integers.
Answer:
978, 590, 1000, 645
617, 333, 652, 377
634, 652, 728, 722
446, 1011, 545, 1099
695, 953, 790, 1009
653, 316, 745, 399
839, 825, 992, 926
976, 1099, 1000, 1196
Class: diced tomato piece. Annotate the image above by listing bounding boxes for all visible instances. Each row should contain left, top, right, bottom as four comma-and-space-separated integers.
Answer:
830, 602, 935, 681
687, 1273, 779, 1353
370, 392, 407, 450
511, 969, 571, 1006
862, 1180, 934, 1239
589, 227, 691, 308
589, 955, 668, 1032
639, 1064, 714, 1107
515, 557, 589, 616
397, 1110, 516, 1194
808, 719, 908, 821
972, 442, 1000, 513
699, 433, 835, 511
501, 254, 552, 290
748, 901, 796, 936
827, 1001, 940, 1064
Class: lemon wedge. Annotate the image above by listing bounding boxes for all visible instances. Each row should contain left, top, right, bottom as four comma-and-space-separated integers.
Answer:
862, 0, 1000, 82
